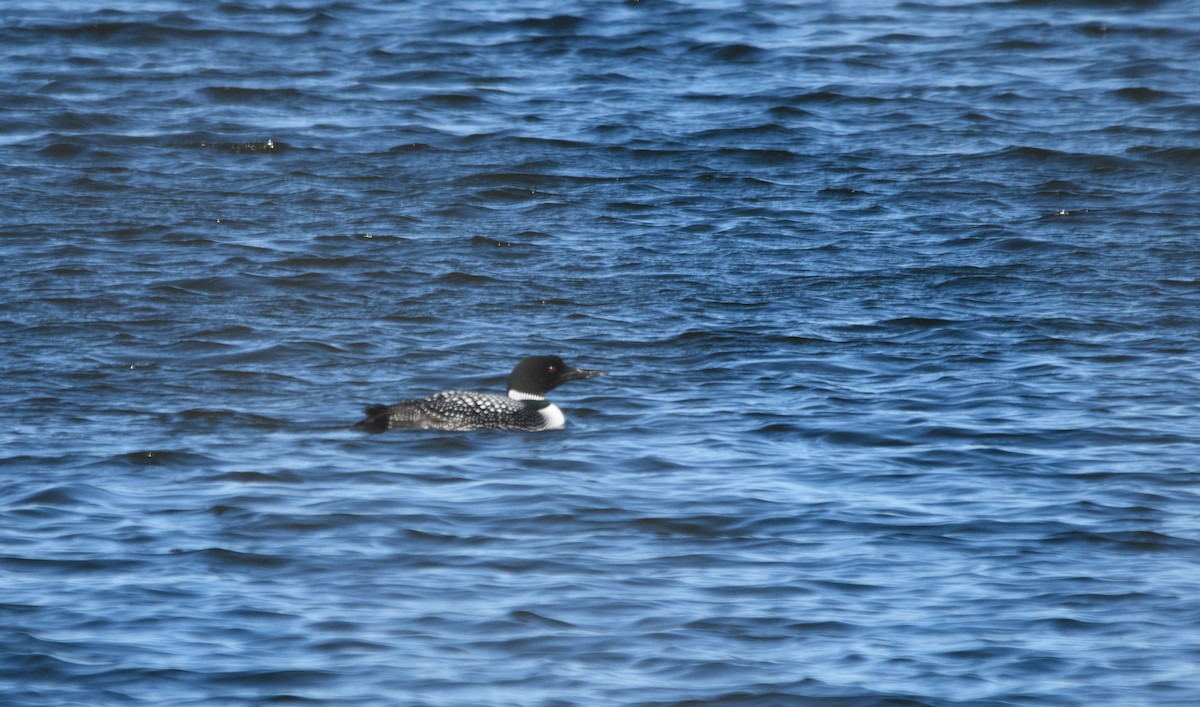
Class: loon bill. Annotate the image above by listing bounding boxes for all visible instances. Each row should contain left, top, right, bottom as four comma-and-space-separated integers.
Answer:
355, 355, 605, 432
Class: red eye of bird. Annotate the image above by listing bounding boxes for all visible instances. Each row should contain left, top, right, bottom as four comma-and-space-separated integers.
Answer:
548, 365, 557, 373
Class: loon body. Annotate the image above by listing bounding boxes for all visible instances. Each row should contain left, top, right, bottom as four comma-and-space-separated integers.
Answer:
355, 355, 605, 432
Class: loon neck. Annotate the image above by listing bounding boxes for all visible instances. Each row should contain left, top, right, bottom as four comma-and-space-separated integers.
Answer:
508, 389, 551, 410
508, 390, 545, 402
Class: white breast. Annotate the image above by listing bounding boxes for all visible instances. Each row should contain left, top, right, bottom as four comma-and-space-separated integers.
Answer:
539, 403, 565, 430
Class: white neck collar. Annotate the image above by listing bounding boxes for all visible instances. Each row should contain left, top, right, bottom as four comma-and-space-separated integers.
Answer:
507, 390, 545, 401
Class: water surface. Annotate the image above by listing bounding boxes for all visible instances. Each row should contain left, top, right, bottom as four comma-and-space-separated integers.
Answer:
3, 1, 1200, 704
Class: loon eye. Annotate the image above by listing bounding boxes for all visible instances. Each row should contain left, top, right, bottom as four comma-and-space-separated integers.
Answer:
547, 365, 557, 374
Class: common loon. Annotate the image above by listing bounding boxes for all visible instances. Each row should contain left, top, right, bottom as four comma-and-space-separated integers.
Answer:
355, 355, 605, 432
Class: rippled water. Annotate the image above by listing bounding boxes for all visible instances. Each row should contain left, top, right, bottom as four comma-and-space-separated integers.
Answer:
3, 1, 1200, 704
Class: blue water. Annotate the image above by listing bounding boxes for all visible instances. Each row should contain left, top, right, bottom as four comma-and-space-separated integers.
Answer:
3, 1, 1200, 704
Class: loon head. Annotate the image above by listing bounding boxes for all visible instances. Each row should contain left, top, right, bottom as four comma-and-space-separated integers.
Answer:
506, 355, 605, 400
